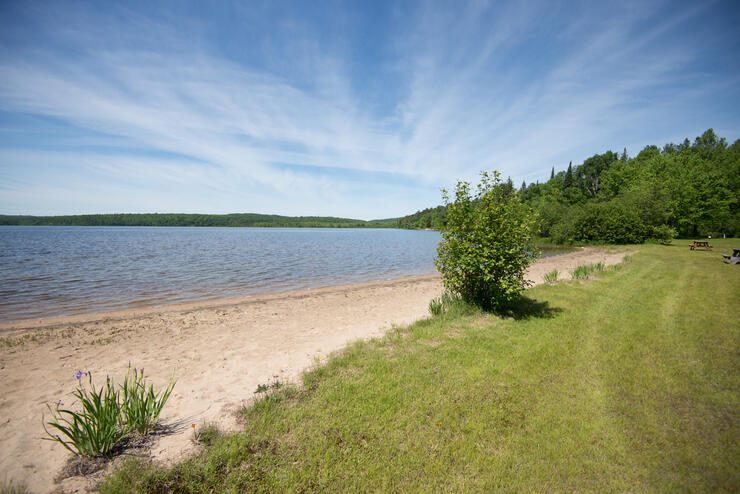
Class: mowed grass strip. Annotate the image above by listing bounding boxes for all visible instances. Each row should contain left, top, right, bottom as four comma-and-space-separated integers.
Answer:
102, 241, 740, 493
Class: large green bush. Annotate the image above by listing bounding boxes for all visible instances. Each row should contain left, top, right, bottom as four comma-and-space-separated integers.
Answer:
551, 200, 648, 244
435, 171, 538, 310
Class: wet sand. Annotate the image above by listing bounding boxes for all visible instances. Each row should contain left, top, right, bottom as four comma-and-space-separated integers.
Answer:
0, 247, 627, 492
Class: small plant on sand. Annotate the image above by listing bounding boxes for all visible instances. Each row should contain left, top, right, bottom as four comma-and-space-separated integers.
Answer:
0, 478, 30, 494
192, 422, 221, 446
571, 262, 607, 280
428, 293, 460, 316
43, 368, 176, 458
43, 372, 130, 457
120, 366, 176, 435
255, 380, 283, 394
428, 297, 444, 316
571, 264, 593, 279
622, 254, 633, 263
543, 269, 559, 283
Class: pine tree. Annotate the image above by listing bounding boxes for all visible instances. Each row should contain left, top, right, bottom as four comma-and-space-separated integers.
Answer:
563, 161, 574, 189
550, 166, 555, 180
520, 180, 527, 193
502, 176, 514, 195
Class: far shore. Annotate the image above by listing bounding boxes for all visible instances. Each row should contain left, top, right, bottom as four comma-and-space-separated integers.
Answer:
0, 247, 628, 493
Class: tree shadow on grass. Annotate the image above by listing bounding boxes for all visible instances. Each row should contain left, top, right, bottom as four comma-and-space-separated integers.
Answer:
495, 295, 563, 320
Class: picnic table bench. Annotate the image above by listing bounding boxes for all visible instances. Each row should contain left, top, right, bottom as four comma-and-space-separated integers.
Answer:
722, 248, 740, 265
690, 241, 712, 250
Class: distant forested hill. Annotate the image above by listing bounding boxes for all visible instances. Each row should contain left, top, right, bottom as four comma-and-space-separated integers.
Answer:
397, 128, 740, 243
396, 206, 447, 230
0, 213, 398, 228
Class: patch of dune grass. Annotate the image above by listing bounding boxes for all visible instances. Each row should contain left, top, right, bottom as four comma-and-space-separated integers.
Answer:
570, 261, 606, 279
543, 268, 559, 283
0, 478, 29, 494
101, 240, 740, 493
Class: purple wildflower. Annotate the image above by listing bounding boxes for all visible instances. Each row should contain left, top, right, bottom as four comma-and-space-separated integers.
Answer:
74, 370, 88, 380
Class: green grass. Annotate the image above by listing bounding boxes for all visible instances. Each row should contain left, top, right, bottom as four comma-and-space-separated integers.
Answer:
101, 240, 740, 492
121, 366, 176, 435
543, 268, 559, 283
571, 261, 606, 279
0, 478, 29, 494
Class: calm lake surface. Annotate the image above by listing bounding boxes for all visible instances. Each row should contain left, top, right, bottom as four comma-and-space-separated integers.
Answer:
0, 226, 573, 322
0, 226, 442, 322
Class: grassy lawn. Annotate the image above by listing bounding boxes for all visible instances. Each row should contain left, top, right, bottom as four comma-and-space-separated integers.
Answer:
102, 241, 740, 493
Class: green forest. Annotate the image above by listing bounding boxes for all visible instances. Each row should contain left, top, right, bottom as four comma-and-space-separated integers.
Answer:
0, 213, 397, 228
398, 129, 739, 243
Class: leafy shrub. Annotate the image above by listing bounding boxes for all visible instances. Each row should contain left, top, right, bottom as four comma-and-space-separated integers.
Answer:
652, 224, 678, 245
534, 200, 570, 238
435, 171, 538, 311
543, 269, 559, 283
43, 372, 130, 457
121, 367, 176, 435
552, 200, 648, 244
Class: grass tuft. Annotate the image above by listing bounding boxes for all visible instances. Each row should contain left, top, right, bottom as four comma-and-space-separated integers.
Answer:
428, 292, 454, 315
43, 368, 176, 459
543, 268, 559, 283
193, 422, 221, 447
120, 366, 175, 435
570, 261, 606, 279
0, 478, 29, 494
43, 372, 129, 457
570, 264, 592, 279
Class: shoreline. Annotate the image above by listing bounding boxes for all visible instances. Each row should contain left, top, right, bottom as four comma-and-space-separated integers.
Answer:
0, 247, 578, 330
0, 272, 441, 332
0, 247, 629, 493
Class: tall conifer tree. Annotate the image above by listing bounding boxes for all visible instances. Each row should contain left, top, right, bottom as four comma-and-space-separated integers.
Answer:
563, 161, 574, 189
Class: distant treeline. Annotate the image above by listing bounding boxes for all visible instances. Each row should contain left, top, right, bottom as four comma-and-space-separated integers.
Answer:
0, 213, 398, 229
397, 129, 740, 243
5, 128, 737, 242
396, 205, 447, 230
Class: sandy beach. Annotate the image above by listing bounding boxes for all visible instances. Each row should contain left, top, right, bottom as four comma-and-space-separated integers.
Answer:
0, 247, 627, 493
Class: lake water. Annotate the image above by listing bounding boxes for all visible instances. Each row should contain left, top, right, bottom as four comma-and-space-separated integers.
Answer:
0, 226, 443, 322
0, 226, 572, 322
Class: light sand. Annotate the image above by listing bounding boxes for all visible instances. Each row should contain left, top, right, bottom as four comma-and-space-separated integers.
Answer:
0, 247, 628, 492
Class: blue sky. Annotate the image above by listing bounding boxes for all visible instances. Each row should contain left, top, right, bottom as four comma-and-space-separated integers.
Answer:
1, 0, 739, 220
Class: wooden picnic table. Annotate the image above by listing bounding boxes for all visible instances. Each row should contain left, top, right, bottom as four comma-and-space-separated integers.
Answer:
690, 241, 712, 250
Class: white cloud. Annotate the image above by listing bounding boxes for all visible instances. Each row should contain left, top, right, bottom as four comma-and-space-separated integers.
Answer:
0, 1, 736, 216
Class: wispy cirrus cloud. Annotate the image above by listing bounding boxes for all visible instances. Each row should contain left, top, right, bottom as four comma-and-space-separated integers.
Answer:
0, 0, 738, 217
